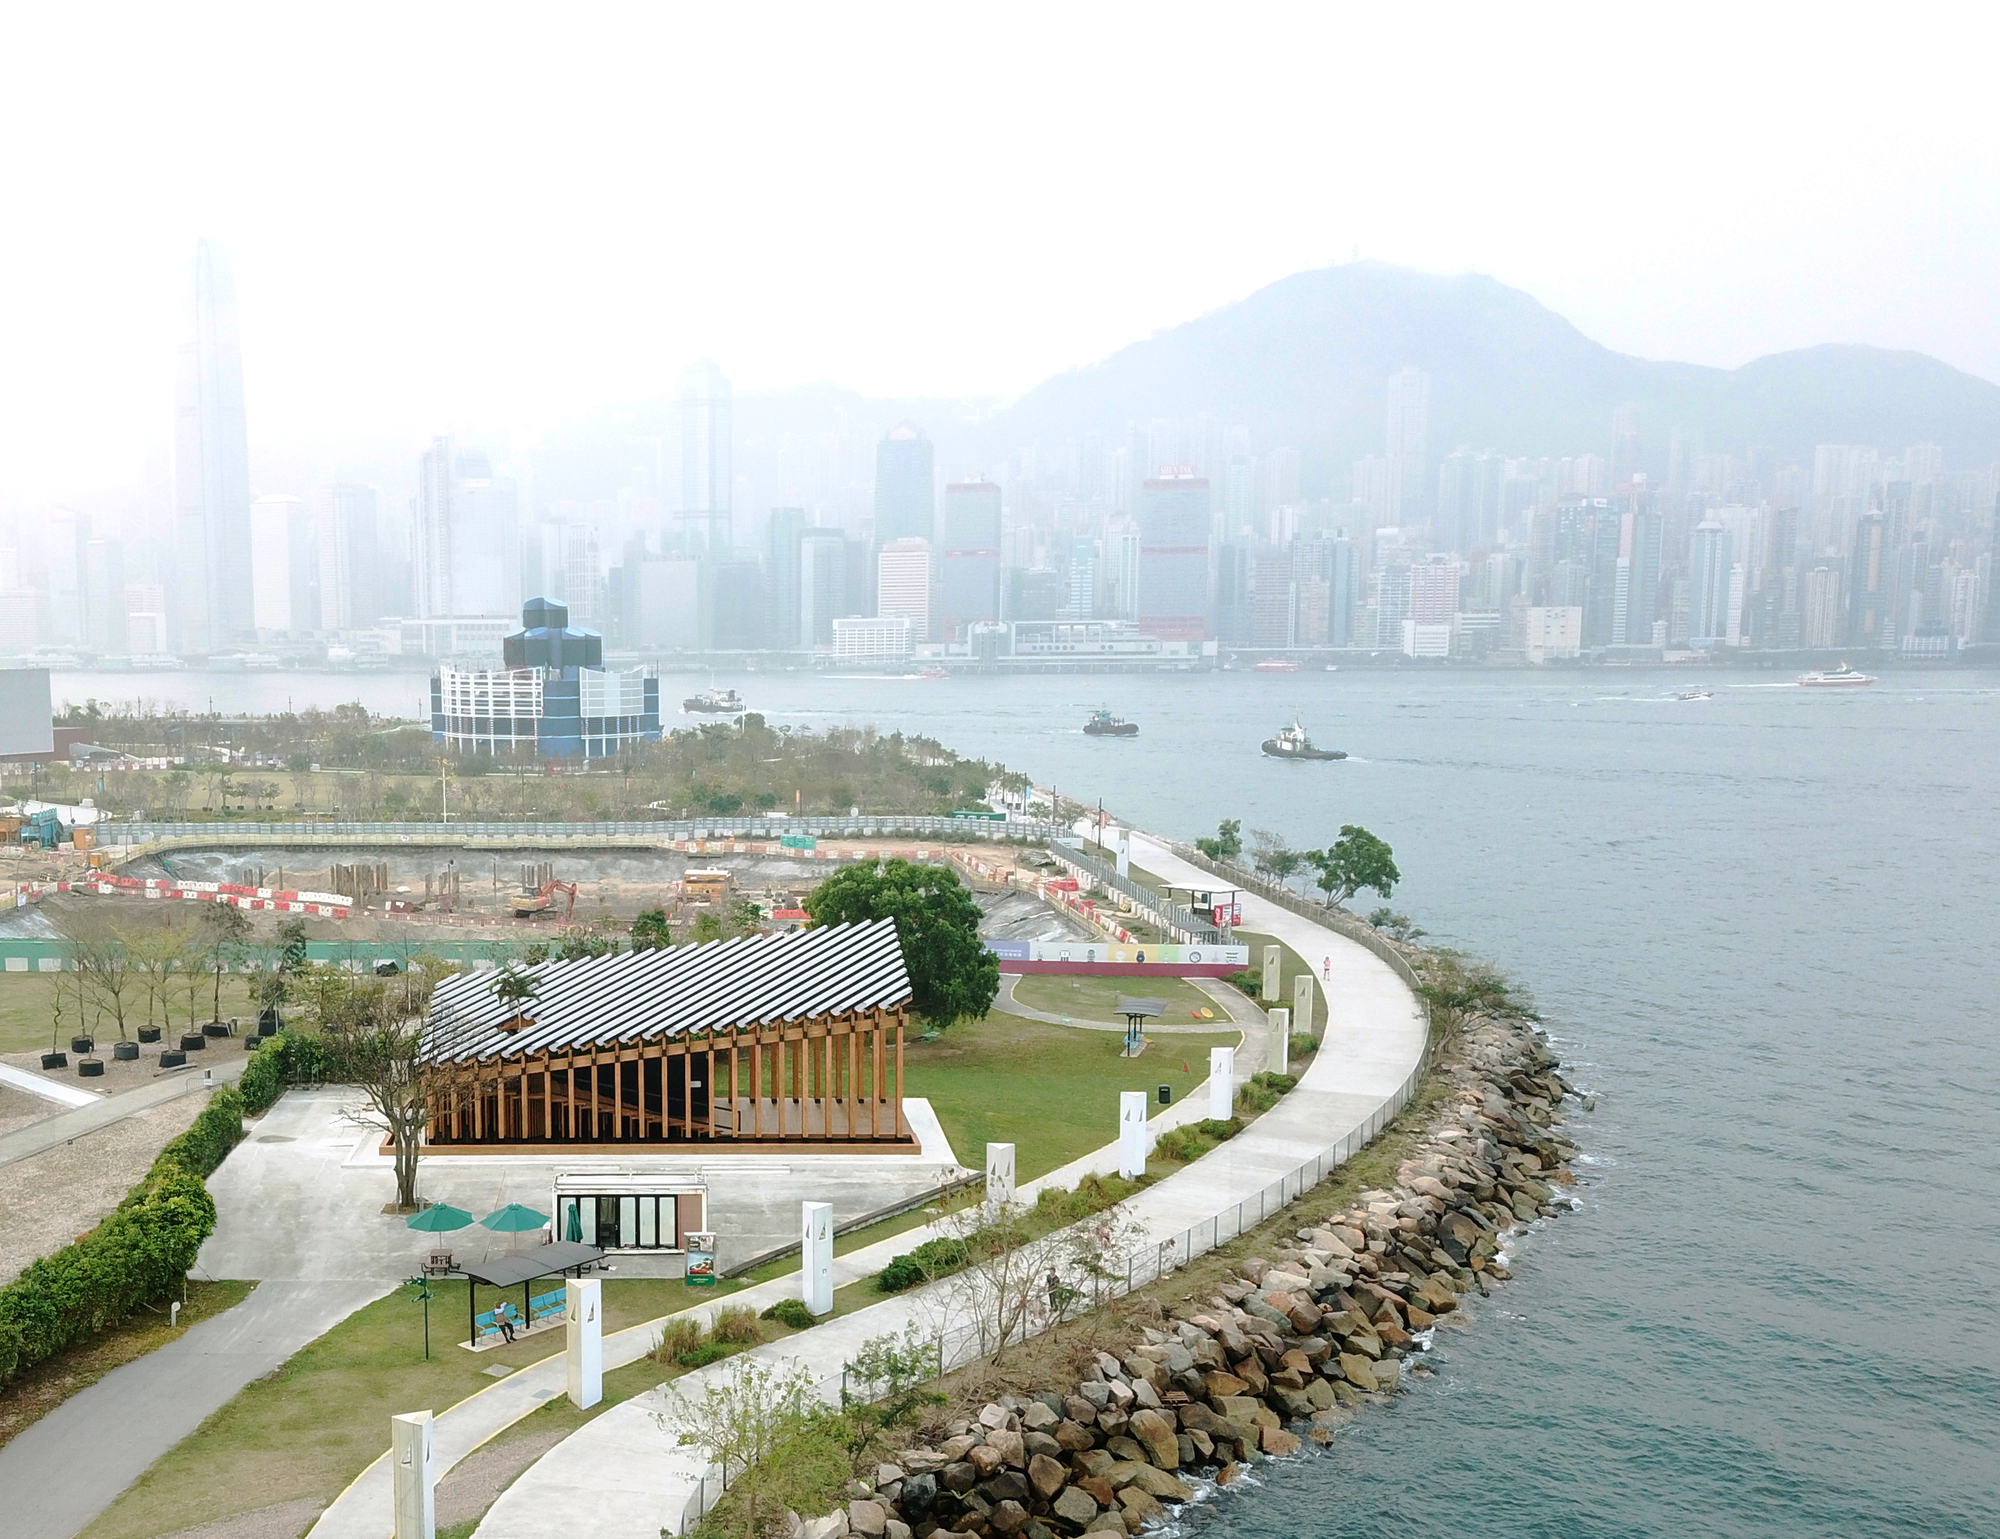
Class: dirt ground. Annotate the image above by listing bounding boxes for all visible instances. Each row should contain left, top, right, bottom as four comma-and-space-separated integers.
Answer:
150, 1498, 322, 1539
0, 1081, 53, 1138
0, 1094, 205, 1284
3, 1043, 243, 1098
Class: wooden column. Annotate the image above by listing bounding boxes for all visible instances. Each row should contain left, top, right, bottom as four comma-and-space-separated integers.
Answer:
707, 1040, 717, 1140
872, 1016, 885, 1137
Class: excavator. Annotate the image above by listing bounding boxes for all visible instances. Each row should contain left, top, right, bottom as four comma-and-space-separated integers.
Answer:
511, 878, 578, 920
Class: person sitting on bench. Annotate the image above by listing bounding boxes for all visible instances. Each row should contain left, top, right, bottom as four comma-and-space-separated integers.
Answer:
494, 1300, 517, 1343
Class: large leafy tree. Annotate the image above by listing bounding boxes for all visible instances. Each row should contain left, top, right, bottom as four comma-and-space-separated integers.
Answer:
803, 859, 999, 1029
1308, 825, 1401, 907
1195, 819, 1243, 861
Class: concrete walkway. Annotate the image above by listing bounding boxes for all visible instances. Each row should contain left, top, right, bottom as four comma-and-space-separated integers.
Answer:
0, 1278, 389, 1539
463, 821, 1425, 1539
0, 1054, 247, 1169
0, 1060, 102, 1108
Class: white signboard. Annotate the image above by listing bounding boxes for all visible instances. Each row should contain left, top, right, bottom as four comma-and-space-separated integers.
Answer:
802, 1201, 833, 1316
566, 1278, 602, 1410
1209, 1046, 1235, 1122
1118, 1090, 1148, 1179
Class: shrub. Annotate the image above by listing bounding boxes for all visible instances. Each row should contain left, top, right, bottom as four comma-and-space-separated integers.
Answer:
876, 1236, 971, 1293
760, 1298, 817, 1330
0, 1093, 240, 1384
1225, 968, 1263, 998
652, 1316, 705, 1364
1289, 1032, 1318, 1062
676, 1342, 730, 1367
1154, 1117, 1243, 1164
239, 1036, 285, 1113
710, 1304, 762, 1345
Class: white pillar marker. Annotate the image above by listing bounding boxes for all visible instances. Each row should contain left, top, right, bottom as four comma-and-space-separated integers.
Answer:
1294, 971, 1315, 1039
390, 1409, 435, 1539
802, 1201, 834, 1316
1116, 836, 1130, 878
1209, 1045, 1235, 1122
986, 1142, 1016, 1220
565, 1277, 602, 1410
1262, 944, 1281, 1002
1268, 1006, 1291, 1077
1118, 1090, 1149, 1179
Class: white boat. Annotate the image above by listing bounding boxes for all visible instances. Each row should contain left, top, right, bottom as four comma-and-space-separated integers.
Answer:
1253, 659, 1301, 673
682, 685, 746, 714
1797, 663, 1876, 688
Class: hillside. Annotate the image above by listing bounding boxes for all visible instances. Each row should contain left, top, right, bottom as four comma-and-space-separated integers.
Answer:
976, 263, 2000, 476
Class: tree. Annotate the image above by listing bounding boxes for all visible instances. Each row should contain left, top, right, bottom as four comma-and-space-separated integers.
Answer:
59, 909, 137, 1041
1307, 825, 1400, 907
491, 963, 539, 1019
653, 1357, 821, 1539
630, 909, 674, 951
1248, 828, 1298, 886
198, 903, 252, 1023
325, 966, 446, 1209
803, 859, 999, 1029
1195, 818, 1243, 862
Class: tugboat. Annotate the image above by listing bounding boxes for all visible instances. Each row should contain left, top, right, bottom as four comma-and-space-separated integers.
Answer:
682, 685, 746, 714
1261, 717, 1346, 760
1796, 662, 1876, 688
1083, 708, 1139, 737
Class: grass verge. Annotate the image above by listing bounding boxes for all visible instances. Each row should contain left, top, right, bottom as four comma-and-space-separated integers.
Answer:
0, 973, 266, 1057
0, 1278, 254, 1450
903, 1015, 1238, 1180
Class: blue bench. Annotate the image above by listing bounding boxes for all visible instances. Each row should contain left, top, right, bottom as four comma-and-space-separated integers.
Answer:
531, 1289, 566, 1323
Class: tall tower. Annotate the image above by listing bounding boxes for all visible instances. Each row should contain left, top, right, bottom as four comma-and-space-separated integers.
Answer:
680, 361, 733, 555
172, 239, 254, 652
415, 437, 456, 619
874, 423, 935, 546
1385, 366, 1431, 525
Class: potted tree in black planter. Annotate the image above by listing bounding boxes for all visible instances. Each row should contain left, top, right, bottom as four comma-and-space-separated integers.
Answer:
41, 982, 67, 1070
78, 1056, 105, 1078
199, 903, 251, 1037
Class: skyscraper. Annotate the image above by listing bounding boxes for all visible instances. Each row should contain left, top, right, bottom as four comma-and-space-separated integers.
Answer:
765, 508, 809, 649
938, 483, 1002, 640
680, 361, 733, 554
798, 528, 848, 645
1385, 366, 1431, 523
172, 239, 254, 652
1135, 473, 1211, 640
312, 483, 379, 631
415, 438, 456, 619
876, 538, 932, 640
1689, 520, 1732, 645
250, 495, 318, 635
873, 424, 935, 546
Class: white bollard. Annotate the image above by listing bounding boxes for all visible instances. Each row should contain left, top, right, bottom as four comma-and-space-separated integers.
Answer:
1294, 971, 1314, 1039
1116, 836, 1130, 878
1208, 1045, 1235, 1121
565, 1277, 602, 1410
1268, 1006, 1290, 1077
390, 1410, 435, 1539
802, 1201, 834, 1316
1261, 945, 1281, 1002
985, 1142, 1016, 1220
1118, 1090, 1149, 1178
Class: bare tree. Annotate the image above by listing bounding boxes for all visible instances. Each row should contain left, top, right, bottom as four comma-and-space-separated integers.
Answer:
59, 907, 137, 1042
325, 961, 449, 1210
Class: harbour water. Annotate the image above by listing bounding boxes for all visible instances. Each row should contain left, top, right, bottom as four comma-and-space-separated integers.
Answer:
41, 666, 2000, 1532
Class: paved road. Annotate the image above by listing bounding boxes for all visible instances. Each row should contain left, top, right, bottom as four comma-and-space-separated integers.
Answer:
0, 1278, 389, 1539
0, 1055, 248, 1169
465, 820, 1425, 1539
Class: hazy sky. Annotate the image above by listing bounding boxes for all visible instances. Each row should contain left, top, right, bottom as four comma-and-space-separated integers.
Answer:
3, 4, 1995, 501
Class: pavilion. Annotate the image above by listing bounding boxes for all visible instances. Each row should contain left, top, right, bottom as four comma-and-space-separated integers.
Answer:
420, 919, 916, 1151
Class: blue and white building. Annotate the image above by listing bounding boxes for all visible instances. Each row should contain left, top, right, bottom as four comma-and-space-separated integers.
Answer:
430, 598, 660, 758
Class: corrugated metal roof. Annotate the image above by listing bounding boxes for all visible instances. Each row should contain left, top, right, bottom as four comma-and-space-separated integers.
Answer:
422, 918, 910, 1064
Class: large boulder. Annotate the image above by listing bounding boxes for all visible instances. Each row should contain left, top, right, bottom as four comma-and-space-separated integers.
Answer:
1052, 1486, 1099, 1531
899, 1473, 938, 1519
848, 1501, 887, 1538
988, 1499, 1030, 1535
1127, 1408, 1179, 1469
1028, 1454, 1068, 1501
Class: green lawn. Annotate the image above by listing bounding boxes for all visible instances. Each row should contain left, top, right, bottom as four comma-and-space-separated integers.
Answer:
905, 1014, 1238, 1180
81, 1275, 739, 1539
1009, 971, 1227, 1025
0, 973, 266, 1056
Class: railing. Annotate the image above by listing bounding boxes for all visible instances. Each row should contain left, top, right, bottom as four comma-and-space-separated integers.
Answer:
671, 868, 1433, 1536
1048, 839, 1227, 945
105, 815, 1065, 846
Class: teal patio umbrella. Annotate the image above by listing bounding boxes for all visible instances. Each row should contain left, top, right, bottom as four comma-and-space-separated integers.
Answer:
406, 1202, 474, 1232
481, 1203, 550, 1234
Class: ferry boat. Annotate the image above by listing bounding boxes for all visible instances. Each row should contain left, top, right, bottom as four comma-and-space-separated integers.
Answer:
919, 666, 949, 680
1083, 708, 1139, 737
681, 685, 746, 714
1261, 717, 1346, 761
1253, 659, 1302, 673
1797, 663, 1876, 688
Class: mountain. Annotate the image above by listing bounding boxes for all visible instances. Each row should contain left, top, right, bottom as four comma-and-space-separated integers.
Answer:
978, 263, 2000, 479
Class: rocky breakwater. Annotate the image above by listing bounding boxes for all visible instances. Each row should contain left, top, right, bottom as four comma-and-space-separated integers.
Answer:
789, 1008, 1580, 1539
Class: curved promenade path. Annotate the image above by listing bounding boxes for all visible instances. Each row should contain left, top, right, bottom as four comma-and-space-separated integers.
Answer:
442, 821, 1426, 1539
